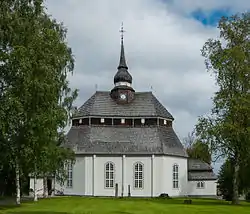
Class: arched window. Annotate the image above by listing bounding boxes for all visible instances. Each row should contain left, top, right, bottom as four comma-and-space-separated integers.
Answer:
66, 162, 73, 188
134, 162, 144, 189
105, 162, 115, 188
172, 164, 179, 189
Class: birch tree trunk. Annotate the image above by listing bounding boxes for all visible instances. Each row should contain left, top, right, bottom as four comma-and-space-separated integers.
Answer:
43, 176, 48, 198
34, 175, 38, 201
52, 174, 56, 196
232, 160, 240, 205
15, 162, 21, 205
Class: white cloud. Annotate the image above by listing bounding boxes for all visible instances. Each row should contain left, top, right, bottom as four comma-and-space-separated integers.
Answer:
44, 0, 245, 143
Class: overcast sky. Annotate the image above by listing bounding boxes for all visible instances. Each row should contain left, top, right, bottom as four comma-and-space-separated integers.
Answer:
45, 0, 249, 171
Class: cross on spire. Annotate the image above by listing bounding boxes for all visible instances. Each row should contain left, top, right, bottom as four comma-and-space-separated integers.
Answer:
119, 22, 126, 41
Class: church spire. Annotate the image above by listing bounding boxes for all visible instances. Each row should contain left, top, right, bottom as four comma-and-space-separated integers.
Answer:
114, 23, 132, 84
110, 23, 135, 103
117, 23, 128, 69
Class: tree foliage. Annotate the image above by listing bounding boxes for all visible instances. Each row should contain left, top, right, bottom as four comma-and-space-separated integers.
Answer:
184, 131, 212, 164
218, 158, 250, 201
0, 0, 78, 203
187, 141, 212, 164
195, 13, 250, 204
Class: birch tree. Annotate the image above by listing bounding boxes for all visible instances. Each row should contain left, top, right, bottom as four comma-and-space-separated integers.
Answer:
0, 0, 77, 203
196, 12, 250, 205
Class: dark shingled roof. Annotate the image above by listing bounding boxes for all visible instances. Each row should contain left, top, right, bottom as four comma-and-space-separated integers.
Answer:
66, 126, 187, 157
188, 171, 217, 181
188, 159, 212, 171
73, 91, 174, 119
187, 159, 217, 181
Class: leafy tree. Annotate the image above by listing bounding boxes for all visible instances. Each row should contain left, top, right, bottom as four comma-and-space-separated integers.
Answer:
37, 134, 75, 198
196, 13, 250, 204
218, 158, 250, 201
183, 131, 196, 148
0, 0, 46, 204
218, 159, 235, 201
187, 141, 212, 164
184, 131, 212, 164
0, 0, 77, 203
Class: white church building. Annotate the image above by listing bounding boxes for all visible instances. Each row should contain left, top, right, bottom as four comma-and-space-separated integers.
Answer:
30, 33, 217, 198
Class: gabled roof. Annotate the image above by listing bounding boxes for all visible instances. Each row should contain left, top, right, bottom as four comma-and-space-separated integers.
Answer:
73, 91, 174, 119
187, 158, 217, 181
65, 126, 187, 157
188, 158, 212, 171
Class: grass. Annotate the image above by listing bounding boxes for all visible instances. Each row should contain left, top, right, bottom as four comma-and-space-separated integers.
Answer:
0, 197, 249, 214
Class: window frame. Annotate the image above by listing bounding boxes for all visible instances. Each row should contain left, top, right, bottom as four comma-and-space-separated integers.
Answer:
172, 164, 179, 189
66, 161, 73, 188
104, 162, 115, 189
196, 181, 205, 189
133, 162, 144, 189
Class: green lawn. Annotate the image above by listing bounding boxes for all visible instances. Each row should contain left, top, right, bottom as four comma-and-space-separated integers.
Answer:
0, 197, 249, 214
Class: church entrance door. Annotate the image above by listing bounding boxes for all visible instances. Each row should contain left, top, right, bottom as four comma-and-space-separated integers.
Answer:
47, 178, 52, 195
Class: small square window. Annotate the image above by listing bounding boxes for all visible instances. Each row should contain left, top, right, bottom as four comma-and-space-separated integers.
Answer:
100, 118, 105, 123
121, 119, 125, 124
197, 181, 205, 189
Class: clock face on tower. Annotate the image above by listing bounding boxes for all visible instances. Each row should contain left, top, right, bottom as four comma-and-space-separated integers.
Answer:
120, 93, 127, 100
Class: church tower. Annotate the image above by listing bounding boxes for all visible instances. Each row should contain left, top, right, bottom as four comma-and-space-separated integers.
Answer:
110, 24, 135, 104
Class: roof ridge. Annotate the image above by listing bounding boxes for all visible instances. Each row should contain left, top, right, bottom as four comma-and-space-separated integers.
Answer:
74, 92, 97, 116
151, 93, 174, 120
89, 92, 97, 114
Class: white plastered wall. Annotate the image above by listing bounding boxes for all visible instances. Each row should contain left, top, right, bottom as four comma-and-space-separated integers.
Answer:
187, 180, 217, 196
55, 155, 189, 197
161, 156, 188, 196
55, 156, 85, 195
30, 155, 217, 197
29, 178, 44, 197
